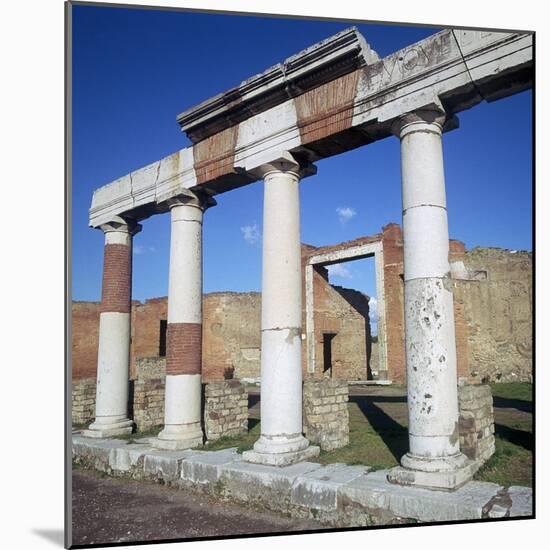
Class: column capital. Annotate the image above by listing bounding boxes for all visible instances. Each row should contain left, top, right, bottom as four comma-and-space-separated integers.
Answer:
249, 151, 317, 180
163, 189, 217, 212
98, 216, 142, 237
391, 109, 459, 139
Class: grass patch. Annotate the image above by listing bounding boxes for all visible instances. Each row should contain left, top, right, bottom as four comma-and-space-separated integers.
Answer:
474, 435, 532, 487
490, 382, 533, 402
202, 420, 261, 453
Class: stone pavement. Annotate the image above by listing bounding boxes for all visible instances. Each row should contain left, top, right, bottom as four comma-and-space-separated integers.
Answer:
72, 434, 532, 527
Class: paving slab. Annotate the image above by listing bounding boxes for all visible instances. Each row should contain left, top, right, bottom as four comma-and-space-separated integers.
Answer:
110, 444, 155, 472
508, 486, 533, 517
291, 463, 369, 511
340, 470, 503, 522
219, 460, 321, 506
181, 448, 241, 484
73, 436, 129, 470
143, 449, 205, 482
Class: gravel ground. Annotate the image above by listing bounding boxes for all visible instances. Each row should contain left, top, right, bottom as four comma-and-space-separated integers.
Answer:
71, 469, 325, 546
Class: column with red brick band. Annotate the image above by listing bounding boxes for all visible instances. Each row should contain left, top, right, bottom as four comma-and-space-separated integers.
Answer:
387, 109, 472, 490
243, 153, 320, 466
83, 218, 141, 438
155, 195, 208, 450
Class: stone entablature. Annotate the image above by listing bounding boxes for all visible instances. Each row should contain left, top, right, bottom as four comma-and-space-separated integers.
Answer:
88, 29, 532, 227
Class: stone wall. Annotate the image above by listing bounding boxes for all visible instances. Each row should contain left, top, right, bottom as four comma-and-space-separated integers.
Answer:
458, 384, 495, 465
72, 378, 96, 425
204, 381, 248, 441
132, 377, 165, 432
458, 248, 533, 383
303, 379, 349, 451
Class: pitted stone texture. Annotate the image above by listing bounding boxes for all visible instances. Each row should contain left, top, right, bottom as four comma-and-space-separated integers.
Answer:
341, 470, 502, 522
458, 383, 495, 465
181, 448, 240, 484
204, 381, 248, 441
291, 463, 368, 511
508, 486, 533, 517
218, 461, 321, 508
303, 379, 349, 451
72, 436, 128, 472
143, 449, 204, 482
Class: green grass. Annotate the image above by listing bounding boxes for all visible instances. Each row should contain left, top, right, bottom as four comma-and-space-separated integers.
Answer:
490, 382, 533, 402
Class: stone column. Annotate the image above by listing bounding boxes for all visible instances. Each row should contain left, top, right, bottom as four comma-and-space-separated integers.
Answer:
155, 193, 212, 450
243, 153, 319, 466
388, 110, 473, 490
83, 217, 141, 438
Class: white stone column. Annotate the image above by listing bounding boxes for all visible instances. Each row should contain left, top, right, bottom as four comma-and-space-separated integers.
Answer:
83, 217, 141, 438
155, 193, 212, 450
388, 110, 473, 490
243, 153, 319, 466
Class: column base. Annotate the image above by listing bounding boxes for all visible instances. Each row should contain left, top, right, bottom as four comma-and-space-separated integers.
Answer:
153, 424, 204, 451
387, 452, 476, 491
243, 434, 320, 466
82, 418, 133, 439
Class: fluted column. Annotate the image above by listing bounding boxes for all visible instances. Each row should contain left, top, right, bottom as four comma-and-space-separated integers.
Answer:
387, 110, 473, 490
84, 217, 141, 438
243, 153, 319, 466
154, 193, 213, 450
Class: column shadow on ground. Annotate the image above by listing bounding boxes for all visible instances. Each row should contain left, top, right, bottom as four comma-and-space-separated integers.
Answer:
494, 423, 533, 451
349, 395, 409, 462
492, 397, 532, 414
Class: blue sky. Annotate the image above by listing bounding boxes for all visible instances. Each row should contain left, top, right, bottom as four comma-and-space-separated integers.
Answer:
71, 4, 532, 318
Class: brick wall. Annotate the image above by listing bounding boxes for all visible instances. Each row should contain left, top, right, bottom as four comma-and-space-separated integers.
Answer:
72, 302, 101, 380
303, 379, 349, 450
458, 383, 495, 465
204, 381, 248, 441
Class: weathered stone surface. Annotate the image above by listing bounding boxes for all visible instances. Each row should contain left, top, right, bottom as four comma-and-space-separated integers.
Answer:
508, 486, 533, 517
218, 461, 321, 508
72, 436, 128, 472
72, 378, 97, 425
110, 444, 153, 473
341, 470, 502, 522
291, 463, 368, 511
143, 449, 204, 482
181, 448, 240, 484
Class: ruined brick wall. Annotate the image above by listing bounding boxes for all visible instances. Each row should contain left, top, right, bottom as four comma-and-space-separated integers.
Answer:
307, 264, 371, 380
303, 379, 349, 450
458, 383, 495, 464
457, 248, 533, 382
71, 302, 101, 380
204, 380, 248, 441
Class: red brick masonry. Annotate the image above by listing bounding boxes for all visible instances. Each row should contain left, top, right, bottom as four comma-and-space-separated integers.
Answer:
166, 322, 202, 375
101, 243, 131, 313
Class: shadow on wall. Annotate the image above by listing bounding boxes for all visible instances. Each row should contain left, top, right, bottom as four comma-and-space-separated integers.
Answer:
331, 285, 373, 380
